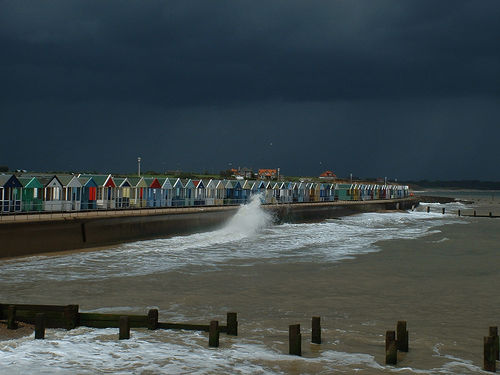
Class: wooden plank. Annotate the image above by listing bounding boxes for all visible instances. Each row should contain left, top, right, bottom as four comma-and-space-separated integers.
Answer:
78, 313, 148, 328
157, 322, 210, 332
0, 303, 69, 312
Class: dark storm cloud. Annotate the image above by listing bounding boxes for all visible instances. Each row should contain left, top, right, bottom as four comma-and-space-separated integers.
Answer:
1, 1, 499, 104
1, 1, 499, 179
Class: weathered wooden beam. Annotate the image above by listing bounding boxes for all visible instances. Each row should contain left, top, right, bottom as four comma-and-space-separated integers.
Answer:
311, 316, 321, 344
157, 322, 211, 332
79, 313, 148, 328
385, 330, 397, 365
64, 305, 79, 330
490, 326, 499, 361
35, 313, 45, 340
147, 309, 158, 330
484, 336, 496, 372
209, 320, 219, 347
289, 324, 301, 356
226, 312, 238, 336
396, 321, 408, 352
7, 305, 18, 330
119, 316, 130, 340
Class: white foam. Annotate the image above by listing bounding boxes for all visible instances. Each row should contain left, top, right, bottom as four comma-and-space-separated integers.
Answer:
0, 204, 466, 283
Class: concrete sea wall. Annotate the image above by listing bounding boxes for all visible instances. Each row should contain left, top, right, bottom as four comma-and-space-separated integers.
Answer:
0, 198, 418, 259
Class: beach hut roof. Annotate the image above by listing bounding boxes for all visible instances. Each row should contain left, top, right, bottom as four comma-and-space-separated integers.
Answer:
77, 176, 97, 187
57, 175, 82, 188
126, 177, 147, 188
114, 177, 131, 187
143, 177, 162, 188
193, 180, 205, 189
173, 178, 184, 188
0, 174, 23, 188
17, 176, 43, 189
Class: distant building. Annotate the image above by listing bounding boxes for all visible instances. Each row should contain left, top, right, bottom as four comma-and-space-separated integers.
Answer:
319, 171, 336, 180
239, 167, 254, 179
258, 169, 277, 180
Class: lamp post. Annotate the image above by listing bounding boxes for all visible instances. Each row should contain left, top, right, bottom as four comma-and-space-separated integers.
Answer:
138, 157, 141, 177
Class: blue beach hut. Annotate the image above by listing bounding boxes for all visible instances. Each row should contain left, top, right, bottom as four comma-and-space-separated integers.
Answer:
79, 176, 98, 210
0, 175, 23, 213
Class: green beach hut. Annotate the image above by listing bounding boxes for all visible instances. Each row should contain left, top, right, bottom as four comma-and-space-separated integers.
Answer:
18, 176, 43, 212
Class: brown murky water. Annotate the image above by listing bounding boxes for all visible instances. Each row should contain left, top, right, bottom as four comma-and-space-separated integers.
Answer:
1, 194, 499, 374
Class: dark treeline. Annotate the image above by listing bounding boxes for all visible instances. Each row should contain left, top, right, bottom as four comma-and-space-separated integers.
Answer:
404, 180, 500, 190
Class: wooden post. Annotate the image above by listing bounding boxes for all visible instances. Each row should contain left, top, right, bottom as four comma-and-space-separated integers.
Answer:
385, 330, 397, 365
209, 320, 219, 347
442, 207, 445, 215
484, 336, 496, 372
227, 312, 238, 336
64, 305, 79, 330
35, 313, 45, 339
490, 326, 499, 361
458, 209, 461, 217
147, 309, 158, 330
289, 324, 301, 356
119, 316, 130, 340
7, 305, 18, 330
427, 206, 430, 213
311, 316, 321, 344
396, 321, 408, 352
474, 210, 477, 217
489, 212, 492, 218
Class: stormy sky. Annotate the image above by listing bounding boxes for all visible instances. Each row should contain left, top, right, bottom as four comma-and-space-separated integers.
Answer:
1, 1, 499, 180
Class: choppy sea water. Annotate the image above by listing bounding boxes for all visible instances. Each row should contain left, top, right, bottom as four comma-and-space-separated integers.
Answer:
1, 196, 499, 374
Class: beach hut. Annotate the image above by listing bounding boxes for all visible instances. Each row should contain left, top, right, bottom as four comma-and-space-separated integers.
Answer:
143, 177, 163, 207
18, 176, 43, 212
285, 182, 295, 203
0, 175, 23, 213
225, 180, 242, 205
113, 177, 131, 208
335, 184, 351, 201
36, 175, 66, 211
162, 178, 175, 207
205, 179, 217, 206
126, 177, 147, 207
307, 183, 316, 202
172, 178, 185, 206
79, 176, 97, 210
59, 175, 83, 211
291, 182, 298, 203
193, 180, 206, 206
241, 180, 252, 203
249, 180, 259, 199
272, 182, 281, 203
214, 180, 225, 205
264, 181, 275, 204
183, 179, 195, 207
319, 183, 328, 202
297, 182, 307, 202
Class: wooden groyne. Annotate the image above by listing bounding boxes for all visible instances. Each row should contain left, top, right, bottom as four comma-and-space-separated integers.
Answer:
0, 303, 236, 335
2, 303, 497, 371
0, 198, 418, 259
425, 206, 500, 218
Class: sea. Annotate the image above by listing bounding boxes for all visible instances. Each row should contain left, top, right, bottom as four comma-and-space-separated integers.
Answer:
1, 191, 499, 374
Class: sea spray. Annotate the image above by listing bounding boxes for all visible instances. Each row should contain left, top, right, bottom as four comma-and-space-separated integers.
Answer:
216, 194, 272, 240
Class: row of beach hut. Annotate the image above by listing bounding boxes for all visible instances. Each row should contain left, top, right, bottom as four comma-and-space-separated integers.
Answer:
0, 174, 410, 213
